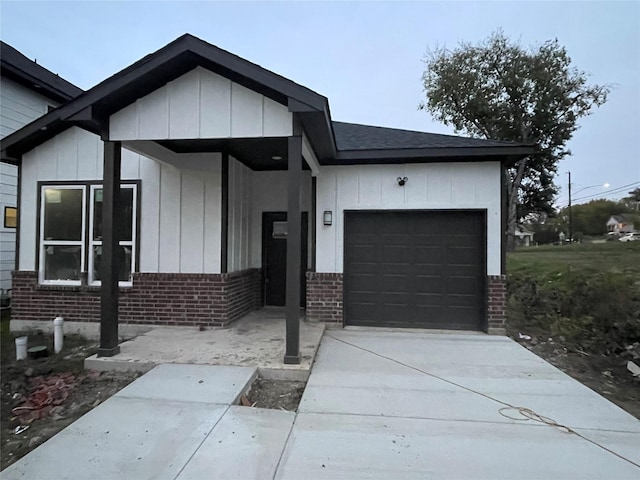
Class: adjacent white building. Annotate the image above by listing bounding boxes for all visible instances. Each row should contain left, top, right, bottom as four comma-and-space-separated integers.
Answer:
0, 41, 82, 290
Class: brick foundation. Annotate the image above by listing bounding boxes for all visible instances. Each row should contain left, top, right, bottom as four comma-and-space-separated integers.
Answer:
12, 269, 262, 327
305, 272, 343, 324
487, 275, 507, 334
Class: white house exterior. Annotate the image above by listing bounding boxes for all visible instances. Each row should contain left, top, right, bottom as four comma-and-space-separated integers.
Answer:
1, 35, 532, 362
0, 42, 82, 291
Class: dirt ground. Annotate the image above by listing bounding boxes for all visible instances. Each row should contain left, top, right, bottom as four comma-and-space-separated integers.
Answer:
245, 377, 306, 411
1, 326, 139, 471
508, 331, 640, 420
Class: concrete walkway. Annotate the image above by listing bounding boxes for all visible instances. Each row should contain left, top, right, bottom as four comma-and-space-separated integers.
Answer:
278, 330, 640, 479
85, 309, 325, 380
4, 330, 640, 479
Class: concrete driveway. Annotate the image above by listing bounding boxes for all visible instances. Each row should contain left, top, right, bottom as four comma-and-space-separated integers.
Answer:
3, 330, 639, 479
277, 329, 640, 479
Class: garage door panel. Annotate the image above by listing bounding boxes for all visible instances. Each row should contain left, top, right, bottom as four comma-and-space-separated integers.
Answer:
349, 244, 377, 262
345, 210, 485, 330
380, 245, 409, 263
414, 245, 444, 263
381, 274, 410, 293
414, 275, 445, 294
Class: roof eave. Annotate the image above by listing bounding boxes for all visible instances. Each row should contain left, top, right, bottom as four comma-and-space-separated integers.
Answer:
328, 145, 534, 164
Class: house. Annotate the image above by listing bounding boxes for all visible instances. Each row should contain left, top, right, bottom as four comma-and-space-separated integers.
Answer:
607, 214, 635, 234
0, 41, 82, 292
515, 225, 534, 247
0, 34, 532, 363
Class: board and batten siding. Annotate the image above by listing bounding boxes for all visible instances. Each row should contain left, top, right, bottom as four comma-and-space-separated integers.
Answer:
1, 76, 62, 289
227, 156, 251, 272
109, 67, 292, 141
19, 126, 223, 275
315, 162, 503, 276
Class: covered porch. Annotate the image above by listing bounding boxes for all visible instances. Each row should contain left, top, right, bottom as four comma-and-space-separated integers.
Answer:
85, 308, 325, 380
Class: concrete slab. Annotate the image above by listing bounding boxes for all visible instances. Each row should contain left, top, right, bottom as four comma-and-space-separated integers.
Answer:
115, 364, 257, 405
176, 406, 294, 479
85, 309, 325, 380
1, 396, 228, 480
275, 413, 640, 480
301, 331, 640, 431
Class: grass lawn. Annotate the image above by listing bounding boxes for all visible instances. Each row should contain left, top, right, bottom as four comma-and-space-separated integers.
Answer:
508, 241, 640, 279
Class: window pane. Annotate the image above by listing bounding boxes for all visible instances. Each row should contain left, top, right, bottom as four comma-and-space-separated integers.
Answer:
4, 207, 17, 228
92, 245, 132, 282
93, 188, 134, 241
43, 188, 83, 240
43, 245, 81, 281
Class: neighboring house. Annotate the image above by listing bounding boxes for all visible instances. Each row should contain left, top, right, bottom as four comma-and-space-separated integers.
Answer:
0, 41, 82, 292
515, 225, 534, 247
607, 214, 635, 234
0, 34, 532, 362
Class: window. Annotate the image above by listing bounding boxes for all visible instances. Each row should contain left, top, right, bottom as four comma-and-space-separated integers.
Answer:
88, 185, 137, 286
39, 183, 138, 286
4, 207, 17, 228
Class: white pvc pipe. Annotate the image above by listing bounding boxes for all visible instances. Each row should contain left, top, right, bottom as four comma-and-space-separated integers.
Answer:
15, 336, 27, 360
53, 317, 64, 354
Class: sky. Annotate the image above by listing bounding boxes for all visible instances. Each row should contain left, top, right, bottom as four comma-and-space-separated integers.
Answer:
1, 0, 638, 206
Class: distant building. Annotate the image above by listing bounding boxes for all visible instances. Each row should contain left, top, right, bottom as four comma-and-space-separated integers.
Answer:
606, 214, 635, 234
515, 225, 534, 247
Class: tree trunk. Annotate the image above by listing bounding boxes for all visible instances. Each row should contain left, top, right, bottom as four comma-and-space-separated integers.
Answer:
505, 158, 529, 252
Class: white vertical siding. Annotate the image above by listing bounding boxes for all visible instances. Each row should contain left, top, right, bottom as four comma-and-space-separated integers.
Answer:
315, 162, 502, 276
249, 170, 313, 269
109, 67, 292, 141
19, 127, 223, 274
227, 156, 252, 272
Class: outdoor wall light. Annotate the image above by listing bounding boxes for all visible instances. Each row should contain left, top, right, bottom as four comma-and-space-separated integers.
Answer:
397, 176, 408, 186
323, 211, 333, 226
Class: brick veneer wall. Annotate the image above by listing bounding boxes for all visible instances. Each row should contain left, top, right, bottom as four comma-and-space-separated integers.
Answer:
12, 269, 262, 327
306, 272, 343, 324
487, 275, 507, 334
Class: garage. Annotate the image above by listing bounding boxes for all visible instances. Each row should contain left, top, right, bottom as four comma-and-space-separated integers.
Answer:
344, 210, 486, 330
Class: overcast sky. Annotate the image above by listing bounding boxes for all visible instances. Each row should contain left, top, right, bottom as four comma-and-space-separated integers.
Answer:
2, 1, 638, 206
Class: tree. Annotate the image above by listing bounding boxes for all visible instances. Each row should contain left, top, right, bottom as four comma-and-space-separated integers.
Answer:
419, 31, 609, 250
557, 199, 631, 236
621, 187, 640, 211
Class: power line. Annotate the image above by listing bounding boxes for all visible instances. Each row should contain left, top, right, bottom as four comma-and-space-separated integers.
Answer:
556, 181, 640, 208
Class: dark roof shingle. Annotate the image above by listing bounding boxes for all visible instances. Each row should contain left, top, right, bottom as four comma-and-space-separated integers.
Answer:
332, 121, 522, 151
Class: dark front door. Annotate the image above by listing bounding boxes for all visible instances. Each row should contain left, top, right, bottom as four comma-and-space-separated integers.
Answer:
263, 212, 308, 307
344, 210, 486, 330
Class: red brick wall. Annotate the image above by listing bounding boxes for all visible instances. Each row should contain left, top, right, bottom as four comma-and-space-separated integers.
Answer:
12, 269, 262, 327
306, 272, 343, 324
487, 275, 507, 333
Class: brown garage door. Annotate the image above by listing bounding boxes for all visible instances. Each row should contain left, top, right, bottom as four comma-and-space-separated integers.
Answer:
344, 210, 486, 330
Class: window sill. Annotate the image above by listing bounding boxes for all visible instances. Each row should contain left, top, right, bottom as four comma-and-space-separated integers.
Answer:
36, 283, 134, 293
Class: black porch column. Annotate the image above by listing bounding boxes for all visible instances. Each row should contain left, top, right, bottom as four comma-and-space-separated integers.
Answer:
284, 134, 302, 364
98, 141, 122, 357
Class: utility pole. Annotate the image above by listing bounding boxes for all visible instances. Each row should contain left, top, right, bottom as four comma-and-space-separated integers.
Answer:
568, 171, 572, 243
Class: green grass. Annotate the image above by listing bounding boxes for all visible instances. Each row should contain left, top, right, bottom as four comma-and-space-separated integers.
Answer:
506, 242, 640, 352
508, 241, 640, 279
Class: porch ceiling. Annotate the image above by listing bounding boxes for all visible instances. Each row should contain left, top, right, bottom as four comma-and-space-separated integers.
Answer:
156, 137, 311, 171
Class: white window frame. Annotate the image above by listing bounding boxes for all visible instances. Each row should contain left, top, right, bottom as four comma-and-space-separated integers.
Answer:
38, 183, 138, 287
39, 185, 87, 286
88, 184, 137, 287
